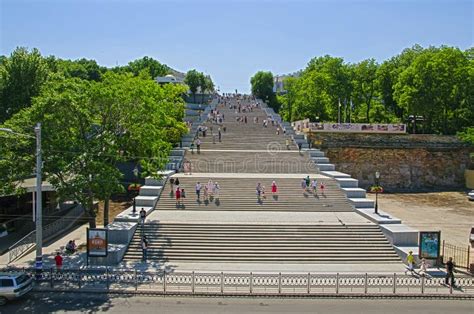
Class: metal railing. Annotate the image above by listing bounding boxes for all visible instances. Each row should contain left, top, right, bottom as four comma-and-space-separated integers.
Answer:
442, 240, 471, 269
8, 205, 84, 263
8, 268, 474, 296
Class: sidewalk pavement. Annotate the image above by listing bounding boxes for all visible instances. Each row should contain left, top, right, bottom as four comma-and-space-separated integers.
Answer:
0, 223, 94, 269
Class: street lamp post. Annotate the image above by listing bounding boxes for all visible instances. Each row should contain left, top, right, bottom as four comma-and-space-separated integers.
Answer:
375, 171, 380, 215
0, 123, 42, 271
132, 166, 139, 214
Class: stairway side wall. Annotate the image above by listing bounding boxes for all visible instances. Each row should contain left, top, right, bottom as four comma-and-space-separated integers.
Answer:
308, 133, 472, 192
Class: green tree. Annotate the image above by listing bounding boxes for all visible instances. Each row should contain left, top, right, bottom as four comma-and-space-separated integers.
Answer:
0, 47, 50, 123
128, 56, 168, 79
184, 69, 201, 102
394, 47, 471, 134
250, 71, 277, 110
352, 59, 378, 123
1, 72, 187, 228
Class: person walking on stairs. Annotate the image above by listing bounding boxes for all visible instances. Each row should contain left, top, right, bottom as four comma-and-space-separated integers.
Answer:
320, 181, 325, 196
141, 236, 148, 262
195, 181, 202, 201
196, 138, 201, 153
301, 178, 307, 194
256, 182, 262, 201
169, 177, 175, 194
140, 207, 146, 226
175, 187, 181, 206
271, 181, 278, 195
213, 182, 220, 199
174, 178, 180, 191
311, 179, 318, 195
218, 127, 222, 142
286, 139, 290, 150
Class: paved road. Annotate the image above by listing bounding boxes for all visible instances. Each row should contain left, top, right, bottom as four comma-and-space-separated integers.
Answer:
2, 292, 473, 313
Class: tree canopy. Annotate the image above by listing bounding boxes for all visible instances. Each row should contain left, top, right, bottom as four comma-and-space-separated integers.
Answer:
250, 71, 278, 110
0, 47, 189, 227
275, 45, 473, 135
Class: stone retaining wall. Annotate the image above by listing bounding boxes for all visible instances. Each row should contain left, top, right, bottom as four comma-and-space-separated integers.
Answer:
308, 133, 473, 191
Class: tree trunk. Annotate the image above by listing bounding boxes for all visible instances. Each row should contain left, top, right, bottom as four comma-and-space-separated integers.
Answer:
103, 197, 110, 227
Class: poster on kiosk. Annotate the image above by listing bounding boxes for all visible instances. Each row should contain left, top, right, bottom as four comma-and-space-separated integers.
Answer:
87, 228, 108, 257
419, 231, 441, 260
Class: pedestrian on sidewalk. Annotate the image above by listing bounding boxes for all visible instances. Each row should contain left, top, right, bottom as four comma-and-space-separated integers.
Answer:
419, 258, 427, 277
141, 236, 148, 262
140, 207, 146, 226
195, 181, 202, 201
405, 251, 415, 274
445, 257, 456, 287
298, 143, 302, 153
54, 252, 63, 271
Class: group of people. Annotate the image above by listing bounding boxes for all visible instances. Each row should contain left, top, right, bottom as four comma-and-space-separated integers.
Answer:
301, 176, 325, 196
195, 179, 220, 202
256, 181, 278, 201
405, 251, 456, 287
169, 177, 186, 206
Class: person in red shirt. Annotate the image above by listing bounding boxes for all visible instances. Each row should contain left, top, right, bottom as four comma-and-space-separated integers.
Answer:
55, 252, 63, 270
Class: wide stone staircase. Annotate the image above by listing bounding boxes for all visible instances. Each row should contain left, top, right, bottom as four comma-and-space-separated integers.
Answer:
123, 96, 402, 268
154, 176, 352, 212
123, 223, 400, 263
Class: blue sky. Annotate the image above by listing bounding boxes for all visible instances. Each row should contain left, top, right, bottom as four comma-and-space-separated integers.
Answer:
1, 0, 473, 93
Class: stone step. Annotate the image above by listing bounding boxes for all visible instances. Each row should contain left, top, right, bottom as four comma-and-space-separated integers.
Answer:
308, 150, 325, 157
320, 171, 351, 178
349, 198, 375, 208
311, 157, 330, 164
316, 164, 336, 171
341, 188, 367, 198
134, 195, 159, 207
139, 185, 163, 197
335, 177, 359, 188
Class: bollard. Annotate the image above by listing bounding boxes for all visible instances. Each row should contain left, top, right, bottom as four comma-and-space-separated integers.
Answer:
307, 273, 311, 294
163, 272, 167, 296
364, 273, 368, 294
393, 273, 396, 294
249, 272, 253, 294
278, 272, 282, 294
220, 272, 224, 295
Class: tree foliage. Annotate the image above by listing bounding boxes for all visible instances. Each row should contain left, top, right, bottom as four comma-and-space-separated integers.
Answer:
0, 47, 50, 123
250, 71, 278, 110
0, 53, 188, 227
276, 45, 473, 135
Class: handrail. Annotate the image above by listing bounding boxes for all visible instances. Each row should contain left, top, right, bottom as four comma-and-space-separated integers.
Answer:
2, 267, 473, 296
8, 204, 84, 263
